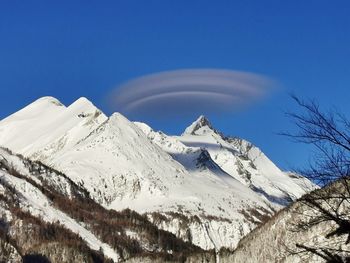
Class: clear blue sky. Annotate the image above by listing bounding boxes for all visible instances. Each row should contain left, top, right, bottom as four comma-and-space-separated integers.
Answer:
1, 1, 349, 170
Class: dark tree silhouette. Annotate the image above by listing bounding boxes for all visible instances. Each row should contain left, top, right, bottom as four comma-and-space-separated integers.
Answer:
23, 254, 51, 263
283, 96, 350, 262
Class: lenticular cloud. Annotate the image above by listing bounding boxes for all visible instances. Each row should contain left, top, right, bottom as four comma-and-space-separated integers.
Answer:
109, 69, 276, 118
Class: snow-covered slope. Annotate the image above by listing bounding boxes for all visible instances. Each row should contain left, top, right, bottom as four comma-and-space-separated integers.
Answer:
46, 112, 276, 250
137, 115, 314, 207
0, 148, 120, 261
0, 97, 314, 251
0, 96, 107, 161
0, 148, 205, 262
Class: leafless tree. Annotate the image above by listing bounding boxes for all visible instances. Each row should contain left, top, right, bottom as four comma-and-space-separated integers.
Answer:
283, 95, 350, 262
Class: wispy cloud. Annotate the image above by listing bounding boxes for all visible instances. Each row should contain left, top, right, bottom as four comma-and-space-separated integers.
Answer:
108, 69, 277, 119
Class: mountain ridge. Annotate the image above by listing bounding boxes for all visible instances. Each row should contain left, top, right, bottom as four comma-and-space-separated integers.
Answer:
0, 96, 314, 257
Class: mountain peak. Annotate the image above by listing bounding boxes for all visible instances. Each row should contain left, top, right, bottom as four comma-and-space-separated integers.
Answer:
197, 115, 211, 126
22, 96, 65, 110
35, 96, 64, 106
69, 97, 94, 108
66, 97, 106, 119
183, 115, 215, 135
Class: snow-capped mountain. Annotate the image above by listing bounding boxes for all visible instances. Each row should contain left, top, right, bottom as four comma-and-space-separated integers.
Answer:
0, 147, 210, 262
0, 96, 107, 160
0, 97, 314, 255
137, 115, 312, 206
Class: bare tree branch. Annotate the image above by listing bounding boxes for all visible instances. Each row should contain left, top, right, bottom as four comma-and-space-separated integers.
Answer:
283, 96, 350, 262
